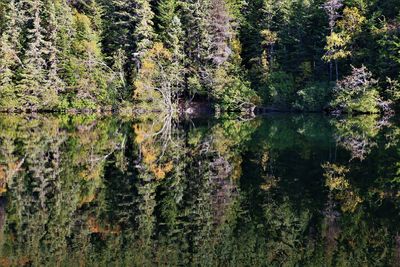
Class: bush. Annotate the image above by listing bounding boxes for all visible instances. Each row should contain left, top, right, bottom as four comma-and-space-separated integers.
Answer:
266, 71, 296, 108
293, 82, 332, 112
212, 64, 261, 111
330, 65, 382, 114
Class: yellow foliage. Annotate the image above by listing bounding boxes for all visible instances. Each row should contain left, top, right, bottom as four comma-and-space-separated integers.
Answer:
339, 191, 363, 213
323, 163, 350, 190
79, 194, 96, 206
142, 146, 157, 164
337, 7, 366, 36
260, 29, 278, 46
260, 175, 280, 191
164, 161, 173, 173
133, 42, 173, 104
323, 32, 351, 62
141, 59, 156, 74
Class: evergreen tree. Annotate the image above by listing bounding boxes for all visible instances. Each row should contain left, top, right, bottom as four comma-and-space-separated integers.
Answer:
156, 0, 185, 95
0, 0, 22, 109
181, 0, 212, 93
16, 0, 50, 110
132, 0, 156, 71
44, 0, 64, 96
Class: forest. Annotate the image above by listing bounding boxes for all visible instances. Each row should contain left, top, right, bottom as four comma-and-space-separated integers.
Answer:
0, 0, 399, 114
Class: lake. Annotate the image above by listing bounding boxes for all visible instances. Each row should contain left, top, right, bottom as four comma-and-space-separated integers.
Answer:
0, 113, 399, 266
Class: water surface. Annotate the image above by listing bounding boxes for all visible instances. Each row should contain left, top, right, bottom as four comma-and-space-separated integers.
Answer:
0, 113, 399, 266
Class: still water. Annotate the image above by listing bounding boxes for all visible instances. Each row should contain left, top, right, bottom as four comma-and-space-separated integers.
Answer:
0, 113, 399, 266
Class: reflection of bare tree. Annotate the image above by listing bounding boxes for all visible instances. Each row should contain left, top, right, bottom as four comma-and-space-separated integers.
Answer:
323, 195, 341, 261
336, 134, 376, 161
395, 234, 400, 266
209, 156, 237, 225
332, 115, 388, 161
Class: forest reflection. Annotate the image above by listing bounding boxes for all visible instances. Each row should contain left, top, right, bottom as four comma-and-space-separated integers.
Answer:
0, 113, 399, 266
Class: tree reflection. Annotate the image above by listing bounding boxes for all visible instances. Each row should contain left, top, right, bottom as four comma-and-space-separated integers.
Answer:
331, 114, 394, 161
0, 114, 398, 266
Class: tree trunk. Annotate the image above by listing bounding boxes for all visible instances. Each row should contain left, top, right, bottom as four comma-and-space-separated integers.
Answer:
335, 60, 338, 81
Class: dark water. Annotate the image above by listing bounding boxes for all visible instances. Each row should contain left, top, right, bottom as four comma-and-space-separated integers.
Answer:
0, 113, 399, 266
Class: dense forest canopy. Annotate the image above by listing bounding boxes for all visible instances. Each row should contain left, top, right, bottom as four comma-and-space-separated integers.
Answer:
0, 0, 399, 113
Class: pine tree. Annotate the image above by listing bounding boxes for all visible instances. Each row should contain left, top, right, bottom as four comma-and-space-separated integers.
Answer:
0, 0, 22, 109
0, 34, 16, 109
17, 0, 48, 110
156, 0, 179, 42
181, 0, 213, 93
100, 0, 137, 87
156, 0, 185, 95
132, 0, 156, 71
43, 0, 63, 106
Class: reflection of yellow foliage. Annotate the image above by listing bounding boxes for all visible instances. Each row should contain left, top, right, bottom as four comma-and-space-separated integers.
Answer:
326, 175, 350, 191
323, 163, 350, 191
260, 175, 280, 191
231, 156, 242, 180
0, 257, 30, 267
87, 216, 120, 235
79, 194, 96, 206
0, 166, 6, 182
0, 160, 24, 195
322, 163, 362, 212
0, 187, 6, 194
338, 191, 363, 213
134, 121, 174, 181
261, 150, 269, 170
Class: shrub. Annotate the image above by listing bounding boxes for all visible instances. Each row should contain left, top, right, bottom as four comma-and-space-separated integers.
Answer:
266, 71, 296, 108
293, 82, 332, 112
330, 65, 382, 114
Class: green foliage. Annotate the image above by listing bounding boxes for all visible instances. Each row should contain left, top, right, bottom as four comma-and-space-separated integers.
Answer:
293, 82, 332, 111
0, 0, 398, 112
266, 71, 296, 108
212, 63, 260, 111
330, 65, 382, 113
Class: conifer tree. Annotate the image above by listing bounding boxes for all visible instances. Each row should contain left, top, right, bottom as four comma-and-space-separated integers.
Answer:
181, 0, 212, 92
43, 0, 62, 106
17, 0, 49, 110
156, 0, 185, 94
157, 0, 179, 42
132, 0, 156, 71
100, 0, 137, 89
0, 0, 22, 109
101, 0, 136, 55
